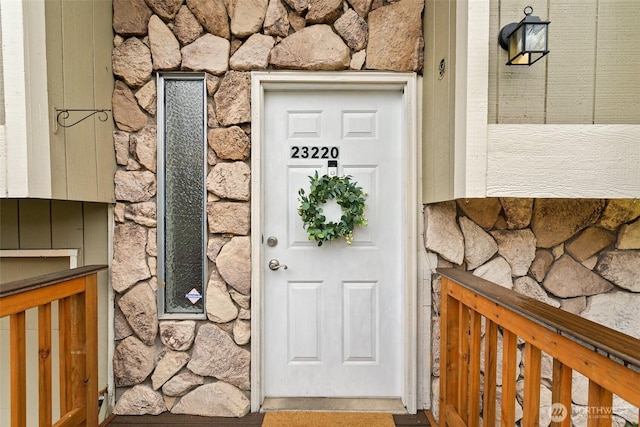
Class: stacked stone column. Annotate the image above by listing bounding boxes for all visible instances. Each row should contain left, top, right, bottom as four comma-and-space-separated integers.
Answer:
110, 0, 424, 416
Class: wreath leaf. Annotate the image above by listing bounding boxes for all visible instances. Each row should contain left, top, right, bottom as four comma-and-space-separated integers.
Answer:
298, 173, 367, 246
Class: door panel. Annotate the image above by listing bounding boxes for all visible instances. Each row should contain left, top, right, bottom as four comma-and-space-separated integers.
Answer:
263, 89, 405, 398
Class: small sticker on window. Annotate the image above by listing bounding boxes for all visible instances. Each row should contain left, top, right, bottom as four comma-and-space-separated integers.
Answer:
185, 288, 203, 304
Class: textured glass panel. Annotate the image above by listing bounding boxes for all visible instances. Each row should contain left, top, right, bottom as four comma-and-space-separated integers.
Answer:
526, 24, 547, 51
164, 78, 205, 314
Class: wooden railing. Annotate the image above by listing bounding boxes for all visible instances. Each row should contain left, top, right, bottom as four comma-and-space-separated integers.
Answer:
438, 268, 640, 427
0, 265, 107, 427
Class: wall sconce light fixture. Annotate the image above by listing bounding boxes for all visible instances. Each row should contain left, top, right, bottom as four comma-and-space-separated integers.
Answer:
499, 6, 550, 66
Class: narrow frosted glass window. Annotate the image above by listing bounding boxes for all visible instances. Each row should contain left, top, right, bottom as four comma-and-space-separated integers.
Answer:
157, 73, 207, 317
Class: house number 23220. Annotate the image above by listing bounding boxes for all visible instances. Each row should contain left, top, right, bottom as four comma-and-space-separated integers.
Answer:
290, 146, 339, 159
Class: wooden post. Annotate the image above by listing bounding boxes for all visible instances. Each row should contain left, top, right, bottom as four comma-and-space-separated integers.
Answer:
440, 277, 460, 427
38, 303, 53, 426
70, 292, 87, 419
10, 312, 26, 427
457, 305, 470, 423
586, 381, 612, 427
468, 311, 482, 427
482, 321, 497, 427
551, 359, 572, 427
59, 296, 72, 417
501, 330, 518, 426
522, 343, 542, 426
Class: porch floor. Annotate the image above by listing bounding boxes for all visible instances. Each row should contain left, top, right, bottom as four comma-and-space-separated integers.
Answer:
104, 411, 431, 426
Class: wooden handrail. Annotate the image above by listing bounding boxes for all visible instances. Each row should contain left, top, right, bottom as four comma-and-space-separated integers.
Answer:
0, 265, 107, 427
437, 268, 640, 427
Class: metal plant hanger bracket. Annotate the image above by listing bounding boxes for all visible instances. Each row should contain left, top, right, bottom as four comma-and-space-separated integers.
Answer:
54, 107, 111, 132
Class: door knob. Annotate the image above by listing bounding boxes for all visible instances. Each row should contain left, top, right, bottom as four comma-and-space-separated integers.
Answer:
268, 259, 288, 271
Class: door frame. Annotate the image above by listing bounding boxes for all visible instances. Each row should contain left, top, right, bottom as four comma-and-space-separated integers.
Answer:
250, 72, 420, 413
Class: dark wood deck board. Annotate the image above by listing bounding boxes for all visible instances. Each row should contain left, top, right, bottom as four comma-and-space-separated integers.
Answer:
106, 411, 429, 426
394, 411, 430, 426
106, 413, 264, 426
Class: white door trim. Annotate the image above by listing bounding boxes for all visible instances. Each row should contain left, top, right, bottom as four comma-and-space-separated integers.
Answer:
250, 71, 420, 414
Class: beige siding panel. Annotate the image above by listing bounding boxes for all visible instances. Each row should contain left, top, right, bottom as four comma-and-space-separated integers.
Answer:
422, 0, 455, 202
486, 124, 640, 198
93, 0, 116, 203
82, 203, 108, 265
545, 0, 597, 124
51, 200, 84, 266
0, 258, 70, 283
594, 0, 640, 124
18, 200, 52, 248
46, 0, 115, 202
63, 1, 99, 201
496, 0, 548, 124
46, 0, 68, 200
454, 0, 489, 198
487, 0, 499, 123
0, 200, 19, 249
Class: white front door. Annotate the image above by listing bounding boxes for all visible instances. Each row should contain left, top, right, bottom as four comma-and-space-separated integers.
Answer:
262, 87, 406, 399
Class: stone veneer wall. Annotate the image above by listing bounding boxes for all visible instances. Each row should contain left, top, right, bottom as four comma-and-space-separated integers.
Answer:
425, 198, 640, 426
109, 0, 424, 416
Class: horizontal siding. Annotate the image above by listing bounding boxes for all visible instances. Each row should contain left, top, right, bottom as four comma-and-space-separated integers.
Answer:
0, 199, 109, 270
486, 124, 640, 198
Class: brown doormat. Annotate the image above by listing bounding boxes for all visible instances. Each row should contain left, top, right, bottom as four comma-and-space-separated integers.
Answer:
262, 411, 396, 427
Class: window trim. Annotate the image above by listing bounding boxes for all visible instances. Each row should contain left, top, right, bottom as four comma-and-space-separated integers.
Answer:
156, 72, 208, 320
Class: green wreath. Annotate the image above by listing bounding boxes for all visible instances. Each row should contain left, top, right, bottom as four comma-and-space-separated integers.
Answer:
298, 172, 367, 246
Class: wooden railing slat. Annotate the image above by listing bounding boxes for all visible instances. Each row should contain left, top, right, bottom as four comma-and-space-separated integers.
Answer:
587, 381, 612, 427
457, 305, 469, 423
52, 408, 84, 427
59, 296, 72, 416
500, 330, 518, 427
38, 303, 53, 427
445, 404, 467, 427
439, 278, 460, 427
70, 293, 87, 412
482, 321, 497, 427
551, 359, 572, 427
522, 343, 542, 427
10, 312, 27, 427
467, 311, 481, 427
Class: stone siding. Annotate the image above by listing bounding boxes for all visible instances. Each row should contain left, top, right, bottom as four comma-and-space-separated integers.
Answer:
111, 0, 424, 416
425, 198, 640, 426
110, 0, 639, 418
